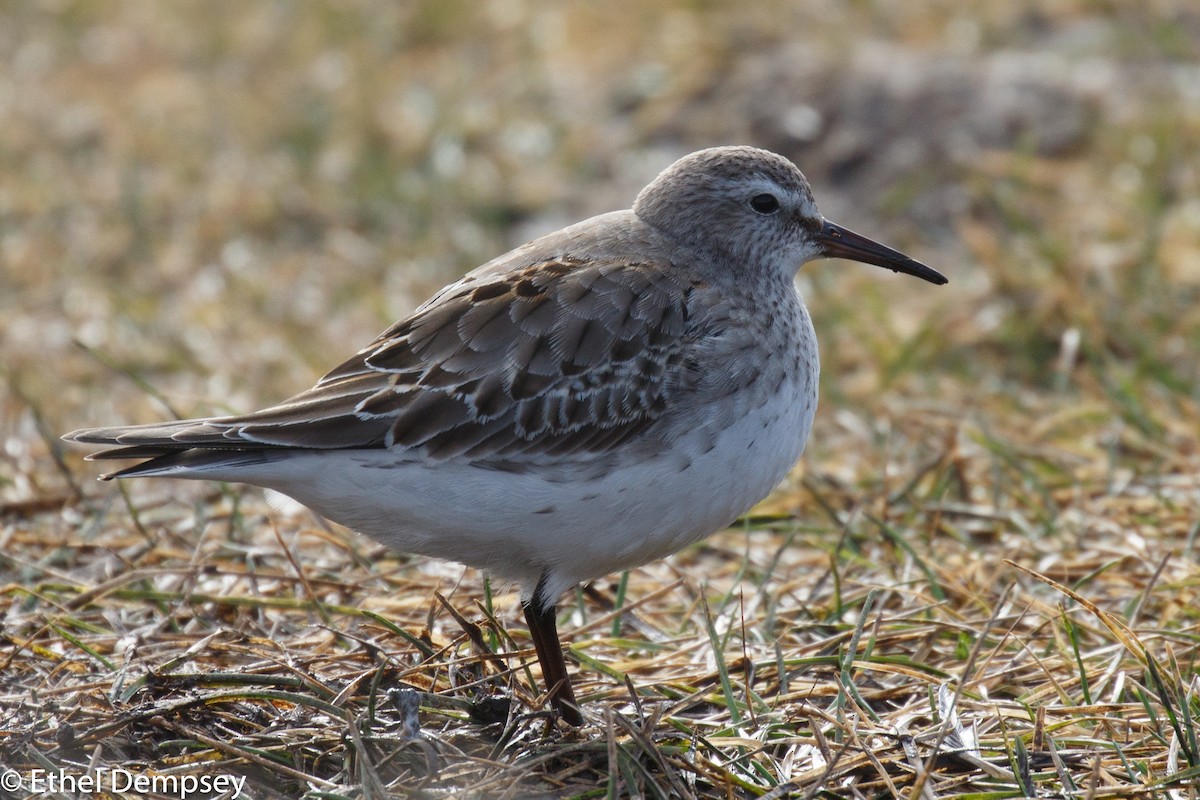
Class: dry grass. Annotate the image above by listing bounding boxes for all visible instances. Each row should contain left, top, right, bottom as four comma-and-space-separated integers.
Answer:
2, 2, 1199, 798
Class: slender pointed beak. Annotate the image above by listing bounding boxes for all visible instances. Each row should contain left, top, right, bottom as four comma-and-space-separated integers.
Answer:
814, 219, 947, 285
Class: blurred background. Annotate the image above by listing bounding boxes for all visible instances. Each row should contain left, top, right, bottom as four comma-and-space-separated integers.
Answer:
3, 3, 1199, 794
2, 0, 1198, 556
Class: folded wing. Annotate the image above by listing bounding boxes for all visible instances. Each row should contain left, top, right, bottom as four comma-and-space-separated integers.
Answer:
65, 257, 703, 471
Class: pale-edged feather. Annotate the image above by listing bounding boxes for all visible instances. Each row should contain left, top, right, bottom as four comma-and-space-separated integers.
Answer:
64, 255, 707, 469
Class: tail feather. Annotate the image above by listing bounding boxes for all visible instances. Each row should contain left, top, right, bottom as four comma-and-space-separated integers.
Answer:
98, 448, 285, 480
63, 419, 305, 481
62, 418, 240, 448
80, 443, 241, 461
64, 407, 389, 452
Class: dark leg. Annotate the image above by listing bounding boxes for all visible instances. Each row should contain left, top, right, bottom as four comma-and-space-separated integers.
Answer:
522, 583, 583, 726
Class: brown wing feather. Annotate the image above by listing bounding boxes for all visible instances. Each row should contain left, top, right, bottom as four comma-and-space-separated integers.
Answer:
348, 256, 696, 460
67, 257, 704, 465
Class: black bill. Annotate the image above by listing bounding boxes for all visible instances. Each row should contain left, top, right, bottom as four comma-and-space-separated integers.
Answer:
815, 219, 947, 285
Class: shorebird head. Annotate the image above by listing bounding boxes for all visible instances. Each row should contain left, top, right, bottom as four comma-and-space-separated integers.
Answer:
634, 146, 947, 285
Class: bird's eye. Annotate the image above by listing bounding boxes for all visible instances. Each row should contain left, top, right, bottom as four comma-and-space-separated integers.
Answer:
749, 193, 780, 214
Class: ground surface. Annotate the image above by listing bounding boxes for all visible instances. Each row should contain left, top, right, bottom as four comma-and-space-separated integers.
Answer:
2, 2, 1199, 798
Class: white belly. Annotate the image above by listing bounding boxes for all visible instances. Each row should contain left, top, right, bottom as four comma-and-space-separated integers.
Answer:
247, 369, 816, 599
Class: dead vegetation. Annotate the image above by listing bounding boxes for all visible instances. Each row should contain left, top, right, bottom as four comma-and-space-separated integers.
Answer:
2, 2, 1199, 797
